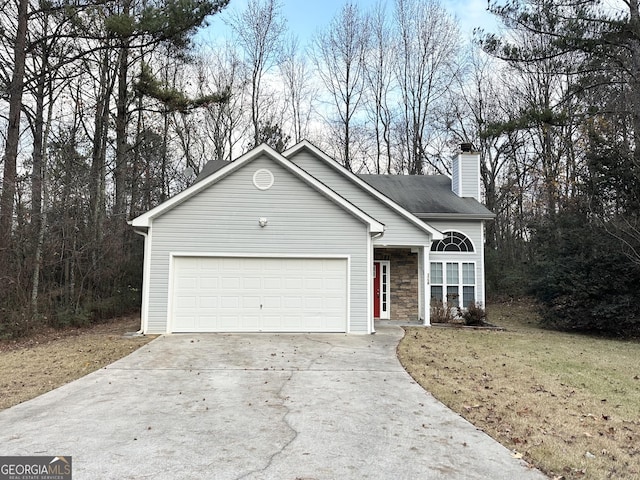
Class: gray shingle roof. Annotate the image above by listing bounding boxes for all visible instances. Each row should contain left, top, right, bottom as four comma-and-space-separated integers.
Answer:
358, 174, 495, 219
195, 159, 232, 182
195, 157, 494, 219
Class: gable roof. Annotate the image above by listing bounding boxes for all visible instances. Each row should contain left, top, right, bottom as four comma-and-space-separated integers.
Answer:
195, 159, 230, 182
129, 144, 385, 234
358, 175, 495, 220
283, 140, 444, 240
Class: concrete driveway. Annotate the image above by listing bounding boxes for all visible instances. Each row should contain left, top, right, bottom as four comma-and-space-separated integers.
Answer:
0, 326, 547, 479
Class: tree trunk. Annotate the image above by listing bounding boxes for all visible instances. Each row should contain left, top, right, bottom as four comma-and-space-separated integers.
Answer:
129, 92, 144, 219
30, 73, 55, 314
31, 78, 46, 227
0, 0, 28, 270
89, 49, 115, 270
114, 36, 130, 217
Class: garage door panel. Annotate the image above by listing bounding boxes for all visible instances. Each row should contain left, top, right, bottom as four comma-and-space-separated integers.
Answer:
217, 315, 240, 330
240, 315, 260, 329
264, 278, 283, 290
262, 314, 283, 328
283, 277, 303, 289
222, 276, 241, 288
304, 316, 323, 329
263, 296, 282, 308
200, 277, 219, 289
324, 294, 345, 305
242, 277, 261, 289
282, 315, 303, 329
304, 278, 323, 289
323, 261, 344, 272
304, 297, 322, 309
264, 259, 283, 270
242, 296, 261, 308
199, 297, 218, 308
220, 258, 240, 269
177, 277, 198, 290
220, 296, 239, 308
283, 296, 303, 308
175, 296, 197, 308
171, 257, 347, 332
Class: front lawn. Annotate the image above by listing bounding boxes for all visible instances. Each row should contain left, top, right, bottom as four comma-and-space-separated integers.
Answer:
398, 300, 640, 480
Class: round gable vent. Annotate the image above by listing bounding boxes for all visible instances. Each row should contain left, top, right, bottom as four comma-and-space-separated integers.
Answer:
253, 168, 274, 190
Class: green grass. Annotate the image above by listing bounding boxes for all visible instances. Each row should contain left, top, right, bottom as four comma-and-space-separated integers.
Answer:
398, 300, 640, 480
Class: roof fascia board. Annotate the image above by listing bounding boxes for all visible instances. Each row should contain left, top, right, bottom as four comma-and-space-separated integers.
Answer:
416, 213, 496, 220
284, 141, 444, 240
130, 143, 384, 234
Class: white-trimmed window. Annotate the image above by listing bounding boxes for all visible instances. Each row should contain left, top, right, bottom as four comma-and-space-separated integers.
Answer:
431, 231, 474, 252
430, 261, 476, 308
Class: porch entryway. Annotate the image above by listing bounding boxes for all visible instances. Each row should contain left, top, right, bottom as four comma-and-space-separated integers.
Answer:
374, 248, 422, 322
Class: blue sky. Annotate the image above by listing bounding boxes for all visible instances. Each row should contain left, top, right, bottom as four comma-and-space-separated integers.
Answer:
200, 0, 497, 46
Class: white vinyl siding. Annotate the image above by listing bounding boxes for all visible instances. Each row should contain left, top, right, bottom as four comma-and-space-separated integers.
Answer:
452, 153, 480, 200
452, 159, 460, 196
288, 151, 432, 246
146, 155, 370, 334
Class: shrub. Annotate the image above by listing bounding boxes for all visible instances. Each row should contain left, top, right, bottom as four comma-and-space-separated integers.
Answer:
0, 307, 31, 339
529, 210, 640, 336
51, 306, 91, 328
430, 300, 457, 323
458, 302, 487, 326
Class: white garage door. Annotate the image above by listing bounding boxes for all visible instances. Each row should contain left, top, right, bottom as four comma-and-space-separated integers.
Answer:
171, 256, 348, 332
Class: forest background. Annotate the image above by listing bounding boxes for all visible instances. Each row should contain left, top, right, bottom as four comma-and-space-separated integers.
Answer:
1, 0, 639, 338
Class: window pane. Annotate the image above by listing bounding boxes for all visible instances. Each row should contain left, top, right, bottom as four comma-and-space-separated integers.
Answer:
430, 262, 443, 284
447, 286, 459, 307
446, 262, 459, 284
463, 286, 475, 307
431, 231, 474, 252
462, 263, 475, 284
430, 286, 443, 304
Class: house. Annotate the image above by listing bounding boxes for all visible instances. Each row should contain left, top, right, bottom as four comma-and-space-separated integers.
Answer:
129, 140, 494, 334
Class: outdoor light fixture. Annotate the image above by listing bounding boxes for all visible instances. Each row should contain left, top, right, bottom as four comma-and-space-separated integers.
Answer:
258, 217, 268, 227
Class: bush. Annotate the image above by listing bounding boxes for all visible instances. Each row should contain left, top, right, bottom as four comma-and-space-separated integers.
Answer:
457, 302, 488, 326
51, 306, 91, 328
430, 300, 457, 323
485, 248, 529, 300
0, 307, 32, 339
529, 210, 640, 336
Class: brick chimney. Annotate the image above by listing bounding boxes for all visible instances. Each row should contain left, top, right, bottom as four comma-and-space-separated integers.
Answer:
452, 143, 480, 201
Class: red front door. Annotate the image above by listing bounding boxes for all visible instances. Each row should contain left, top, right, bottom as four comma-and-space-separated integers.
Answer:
373, 262, 381, 318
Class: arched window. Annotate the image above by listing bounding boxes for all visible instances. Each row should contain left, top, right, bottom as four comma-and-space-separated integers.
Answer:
431, 231, 474, 252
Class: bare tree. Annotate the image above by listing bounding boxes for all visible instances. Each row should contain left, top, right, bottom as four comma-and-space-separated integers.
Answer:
200, 46, 247, 162
311, 1, 369, 171
364, 1, 395, 173
393, 0, 460, 174
228, 0, 287, 147
279, 34, 312, 143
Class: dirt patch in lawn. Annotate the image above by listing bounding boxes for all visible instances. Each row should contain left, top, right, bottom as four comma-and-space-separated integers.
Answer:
398, 301, 640, 480
0, 316, 155, 411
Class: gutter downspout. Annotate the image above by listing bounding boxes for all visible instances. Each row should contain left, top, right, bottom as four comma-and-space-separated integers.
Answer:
131, 226, 149, 335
